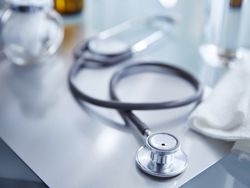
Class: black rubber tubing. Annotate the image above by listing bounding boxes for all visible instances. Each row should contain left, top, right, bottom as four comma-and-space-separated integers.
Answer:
68, 59, 203, 135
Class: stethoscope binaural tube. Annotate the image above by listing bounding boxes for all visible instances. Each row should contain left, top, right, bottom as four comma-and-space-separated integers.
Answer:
73, 15, 177, 67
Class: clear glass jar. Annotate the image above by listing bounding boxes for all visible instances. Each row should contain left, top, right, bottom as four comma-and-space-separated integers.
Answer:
0, 0, 64, 65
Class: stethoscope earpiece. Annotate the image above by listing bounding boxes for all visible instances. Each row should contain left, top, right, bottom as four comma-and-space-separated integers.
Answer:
136, 132, 188, 178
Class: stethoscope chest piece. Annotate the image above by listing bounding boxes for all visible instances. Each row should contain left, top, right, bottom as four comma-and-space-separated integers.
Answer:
136, 132, 188, 178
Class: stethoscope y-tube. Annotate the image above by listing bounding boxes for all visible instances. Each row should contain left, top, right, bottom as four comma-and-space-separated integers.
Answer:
68, 15, 203, 178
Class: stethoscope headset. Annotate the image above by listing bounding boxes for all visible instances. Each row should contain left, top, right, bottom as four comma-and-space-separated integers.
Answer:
68, 15, 203, 178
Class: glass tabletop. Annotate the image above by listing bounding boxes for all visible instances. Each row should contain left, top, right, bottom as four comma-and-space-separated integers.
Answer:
0, 138, 48, 188
181, 151, 250, 188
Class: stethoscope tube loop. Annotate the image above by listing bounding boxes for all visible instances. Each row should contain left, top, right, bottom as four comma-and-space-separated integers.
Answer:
69, 61, 203, 111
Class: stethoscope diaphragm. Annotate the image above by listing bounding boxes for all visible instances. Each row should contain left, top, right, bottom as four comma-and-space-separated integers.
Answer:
136, 132, 188, 177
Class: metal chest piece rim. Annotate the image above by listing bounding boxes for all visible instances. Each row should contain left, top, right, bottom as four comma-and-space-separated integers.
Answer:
136, 132, 188, 178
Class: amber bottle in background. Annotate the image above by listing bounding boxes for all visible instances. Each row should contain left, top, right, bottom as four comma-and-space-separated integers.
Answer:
54, 0, 83, 14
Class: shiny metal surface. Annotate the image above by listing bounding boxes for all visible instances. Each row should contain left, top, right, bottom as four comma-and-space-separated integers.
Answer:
136, 132, 187, 177
0, 0, 233, 188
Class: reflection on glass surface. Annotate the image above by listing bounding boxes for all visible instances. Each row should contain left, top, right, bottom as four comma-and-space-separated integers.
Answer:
0, 58, 64, 118
181, 152, 250, 188
0, 138, 48, 188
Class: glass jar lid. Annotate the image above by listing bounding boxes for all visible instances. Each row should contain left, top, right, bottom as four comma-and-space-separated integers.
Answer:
6, 0, 53, 11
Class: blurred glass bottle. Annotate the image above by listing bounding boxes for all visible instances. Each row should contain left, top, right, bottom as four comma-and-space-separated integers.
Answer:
1, 0, 64, 65
200, 0, 244, 67
54, 0, 83, 14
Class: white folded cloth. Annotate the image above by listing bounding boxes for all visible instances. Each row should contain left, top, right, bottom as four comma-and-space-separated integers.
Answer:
189, 61, 250, 141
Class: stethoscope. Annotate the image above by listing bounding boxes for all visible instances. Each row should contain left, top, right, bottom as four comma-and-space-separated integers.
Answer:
68, 15, 203, 178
